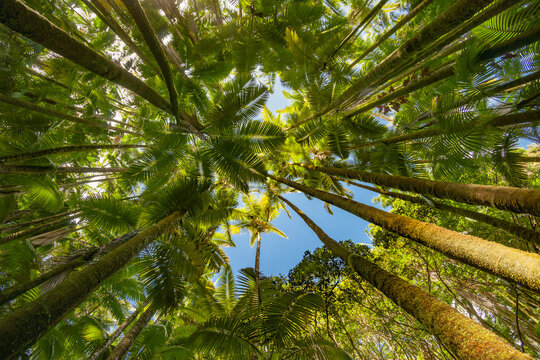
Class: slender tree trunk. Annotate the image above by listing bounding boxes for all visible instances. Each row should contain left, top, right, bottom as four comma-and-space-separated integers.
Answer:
269, 175, 540, 291
105, 304, 156, 360
350, 0, 435, 66
87, 305, 142, 360
324, 0, 389, 67
0, 211, 184, 359
0, 93, 136, 134
0, 165, 127, 175
295, 162, 540, 216
80, 0, 159, 74
0, 249, 97, 305
0, 144, 143, 164
254, 233, 261, 277
0, 0, 171, 113
332, 0, 496, 113
347, 24, 540, 118
347, 181, 540, 246
0, 215, 78, 245
0, 210, 78, 233
278, 195, 533, 360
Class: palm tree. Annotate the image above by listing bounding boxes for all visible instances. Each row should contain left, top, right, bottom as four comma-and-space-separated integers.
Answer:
278, 195, 531, 360
236, 193, 287, 280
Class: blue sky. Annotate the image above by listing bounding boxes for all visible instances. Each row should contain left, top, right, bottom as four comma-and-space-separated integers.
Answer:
223, 78, 381, 277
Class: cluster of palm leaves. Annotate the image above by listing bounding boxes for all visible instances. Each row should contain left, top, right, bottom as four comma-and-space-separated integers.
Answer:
0, 0, 539, 359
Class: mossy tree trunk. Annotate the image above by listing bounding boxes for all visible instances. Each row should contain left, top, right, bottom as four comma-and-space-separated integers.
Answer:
295, 163, 540, 216
0, 0, 171, 113
87, 304, 142, 360
278, 195, 532, 360
105, 304, 156, 360
0, 211, 184, 360
347, 181, 540, 247
268, 174, 540, 291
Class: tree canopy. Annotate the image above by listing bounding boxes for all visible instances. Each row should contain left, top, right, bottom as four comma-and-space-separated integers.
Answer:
0, 0, 539, 359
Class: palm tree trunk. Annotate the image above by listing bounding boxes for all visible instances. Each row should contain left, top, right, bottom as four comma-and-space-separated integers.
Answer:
332, 0, 497, 110
80, 0, 159, 74
0, 215, 78, 245
0, 210, 184, 360
346, 24, 540, 118
0, 210, 78, 233
0, 0, 171, 113
268, 174, 540, 291
350, 0, 435, 66
324, 0, 389, 67
105, 304, 156, 360
0, 93, 137, 134
0, 144, 143, 164
295, 162, 540, 216
347, 181, 540, 247
87, 304, 142, 360
0, 249, 97, 305
0, 165, 127, 175
254, 233, 261, 277
278, 195, 532, 360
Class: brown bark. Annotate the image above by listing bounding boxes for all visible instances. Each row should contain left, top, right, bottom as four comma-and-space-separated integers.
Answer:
0, 0, 171, 113
0, 144, 143, 163
269, 174, 540, 291
0, 211, 183, 359
296, 162, 540, 216
279, 195, 532, 360
105, 305, 155, 360
347, 181, 540, 247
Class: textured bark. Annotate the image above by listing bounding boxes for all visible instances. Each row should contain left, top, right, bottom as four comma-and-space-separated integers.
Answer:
347, 26, 540, 118
0, 0, 171, 113
105, 305, 155, 360
0, 93, 136, 134
0, 165, 127, 175
269, 174, 540, 291
350, 0, 435, 66
254, 233, 262, 277
0, 215, 78, 245
0, 211, 183, 359
121, 0, 202, 133
296, 163, 540, 216
0, 144, 143, 163
334, 0, 497, 107
87, 305, 142, 360
347, 181, 540, 247
0, 211, 78, 233
279, 195, 532, 360
0, 249, 97, 305
325, 0, 389, 66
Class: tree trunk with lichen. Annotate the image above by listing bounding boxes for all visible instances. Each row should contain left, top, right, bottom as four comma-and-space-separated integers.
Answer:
278, 195, 532, 360
0, 249, 97, 305
0, 211, 183, 360
269, 174, 540, 291
295, 163, 540, 216
0, 0, 171, 113
347, 181, 540, 247
106, 305, 156, 360
87, 304, 142, 360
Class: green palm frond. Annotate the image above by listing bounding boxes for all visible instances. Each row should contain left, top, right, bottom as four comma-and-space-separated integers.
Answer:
282, 337, 354, 360
79, 196, 139, 234
263, 292, 324, 348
